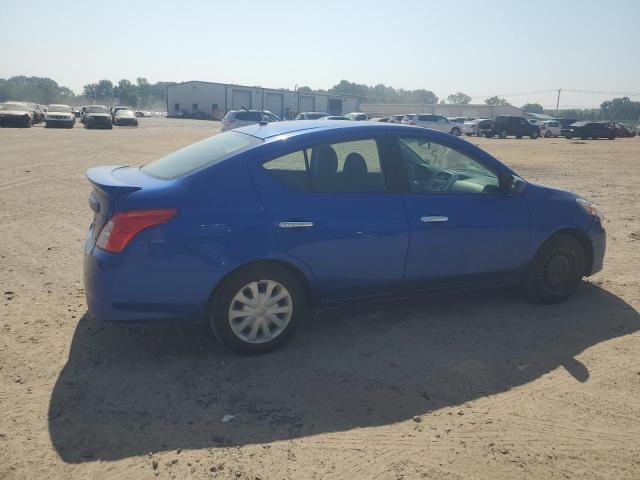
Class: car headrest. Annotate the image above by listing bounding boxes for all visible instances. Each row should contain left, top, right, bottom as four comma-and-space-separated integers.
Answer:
312, 145, 338, 177
343, 152, 368, 182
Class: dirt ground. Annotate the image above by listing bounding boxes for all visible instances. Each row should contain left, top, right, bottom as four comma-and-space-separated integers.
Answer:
1, 118, 639, 480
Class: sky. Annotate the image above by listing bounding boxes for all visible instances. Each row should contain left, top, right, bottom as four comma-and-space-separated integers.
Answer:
2, 0, 639, 108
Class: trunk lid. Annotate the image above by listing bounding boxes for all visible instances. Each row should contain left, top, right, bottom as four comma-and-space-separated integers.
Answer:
86, 165, 156, 239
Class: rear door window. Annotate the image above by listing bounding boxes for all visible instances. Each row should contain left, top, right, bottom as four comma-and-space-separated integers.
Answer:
263, 138, 386, 193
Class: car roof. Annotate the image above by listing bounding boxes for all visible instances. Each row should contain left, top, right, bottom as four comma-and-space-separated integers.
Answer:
234, 119, 453, 140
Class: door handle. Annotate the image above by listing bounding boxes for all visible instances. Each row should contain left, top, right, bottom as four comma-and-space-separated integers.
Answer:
421, 216, 448, 223
278, 221, 314, 229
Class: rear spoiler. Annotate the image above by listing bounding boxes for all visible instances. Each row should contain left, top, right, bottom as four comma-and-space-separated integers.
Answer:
86, 165, 142, 196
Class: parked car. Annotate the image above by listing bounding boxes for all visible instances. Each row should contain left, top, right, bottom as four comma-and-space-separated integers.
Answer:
72, 107, 81, 118
82, 105, 113, 129
0, 101, 33, 127
221, 110, 280, 131
448, 117, 466, 124
110, 106, 133, 124
481, 116, 540, 139
561, 122, 615, 140
462, 118, 489, 136
345, 112, 368, 121
134, 110, 152, 118
45, 104, 75, 128
613, 123, 635, 138
401, 114, 462, 135
30, 103, 45, 123
295, 112, 330, 120
319, 115, 350, 120
114, 109, 139, 126
371, 116, 389, 122
388, 114, 405, 124
83, 121, 605, 354
539, 120, 562, 138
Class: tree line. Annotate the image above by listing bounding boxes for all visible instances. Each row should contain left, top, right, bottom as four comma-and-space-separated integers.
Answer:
0, 76, 174, 110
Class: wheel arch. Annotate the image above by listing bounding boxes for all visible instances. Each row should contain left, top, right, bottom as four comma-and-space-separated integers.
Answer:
206, 258, 318, 312
537, 227, 593, 276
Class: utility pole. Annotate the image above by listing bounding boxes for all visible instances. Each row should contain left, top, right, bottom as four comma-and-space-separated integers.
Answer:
556, 88, 561, 112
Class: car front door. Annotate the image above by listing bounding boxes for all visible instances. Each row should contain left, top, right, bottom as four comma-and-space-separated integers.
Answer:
249, 133, 409, 301
392, 134, 530, 289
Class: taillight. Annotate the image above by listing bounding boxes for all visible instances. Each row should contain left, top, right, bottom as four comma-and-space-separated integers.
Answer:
95, 208, 177, 252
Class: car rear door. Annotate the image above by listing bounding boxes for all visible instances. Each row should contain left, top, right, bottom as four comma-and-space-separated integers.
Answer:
249, 132, 409, 301
391, 133, 530, 289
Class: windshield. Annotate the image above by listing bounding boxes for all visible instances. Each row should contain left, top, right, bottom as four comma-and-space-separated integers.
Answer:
1, 103, 28, 111
86, 106, 107, 113
142, 131, 262, 180
117, 110, 134, 117
48, 105, 71, 113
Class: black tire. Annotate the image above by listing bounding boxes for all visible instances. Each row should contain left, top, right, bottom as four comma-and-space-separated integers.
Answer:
208, 264, 305, 354
581, 135, 588, 140
530, 130, 539, 139
544, 131, 552, 138
451, 127, 461, 136
523, 233, 586, 304
24, 119, 32, 128
565, 135, 573, 139
484, 132, 493, 138
465, 133, 472, 136
499, 129, 507, 139
516, 135, 523, 139
608, 135, 615, 140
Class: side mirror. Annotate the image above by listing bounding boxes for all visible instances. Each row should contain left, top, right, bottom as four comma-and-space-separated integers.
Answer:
504, 174, 526, 196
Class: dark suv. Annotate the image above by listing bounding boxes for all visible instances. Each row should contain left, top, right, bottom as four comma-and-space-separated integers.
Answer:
561, 122, 616, 140
481, 116, 540, 139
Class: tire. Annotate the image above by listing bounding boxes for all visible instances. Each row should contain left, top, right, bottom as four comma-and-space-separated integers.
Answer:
451, 127, 461, 136
530, 130, 539, 139
565, 135, 573, 139
516, 135, 523, 139
581, 135, 588, 140
545, 130, 552, 138
24, 119, 32, 128
499, 129, 507, 139
608, 135, 615, 140
465, 133, 472, 136
523, 233, 586, 304
208, 264, 305, 354
484, 132, 492, 138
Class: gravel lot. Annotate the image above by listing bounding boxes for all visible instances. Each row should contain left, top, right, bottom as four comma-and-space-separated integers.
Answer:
1, 118, 639, 479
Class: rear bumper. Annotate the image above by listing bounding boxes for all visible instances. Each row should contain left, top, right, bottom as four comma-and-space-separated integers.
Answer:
587, 218, 606, 275
83, 228, 218, 323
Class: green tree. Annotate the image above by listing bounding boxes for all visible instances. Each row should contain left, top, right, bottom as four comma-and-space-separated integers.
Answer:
446, 92, 471, 104
297, 86, 312, 92
485, 96, 509, 106
522, 103, 544, 114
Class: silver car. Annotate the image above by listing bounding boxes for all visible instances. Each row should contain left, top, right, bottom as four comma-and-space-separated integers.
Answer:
221, 110, 280, 131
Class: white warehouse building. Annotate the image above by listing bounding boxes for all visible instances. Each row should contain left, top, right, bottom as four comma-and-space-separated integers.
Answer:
167, 81, 360, 120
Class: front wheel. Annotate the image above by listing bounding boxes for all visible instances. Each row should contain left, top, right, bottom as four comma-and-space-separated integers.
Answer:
209, 264, 305, 354
523, 233, 586, 304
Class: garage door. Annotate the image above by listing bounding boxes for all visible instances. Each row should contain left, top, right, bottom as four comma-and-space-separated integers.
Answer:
232, 89, 252, 110
265, 93, 284, 118
299, 96, 315, 112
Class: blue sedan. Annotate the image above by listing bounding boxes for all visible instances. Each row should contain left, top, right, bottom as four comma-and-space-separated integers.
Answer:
84, 121, 605, 353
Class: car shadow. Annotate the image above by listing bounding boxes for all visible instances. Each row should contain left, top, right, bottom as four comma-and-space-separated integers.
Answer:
48, 283, 639, 462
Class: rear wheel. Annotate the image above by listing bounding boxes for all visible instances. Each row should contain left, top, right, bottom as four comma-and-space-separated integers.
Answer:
208, 264, 305, 354
499, 129, 507, 139
545, 130, 552, 138
523, 233, 586, 304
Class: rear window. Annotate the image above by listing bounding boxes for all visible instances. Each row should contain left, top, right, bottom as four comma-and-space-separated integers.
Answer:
141, 131, 262, 180
235, 111, 261, 121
